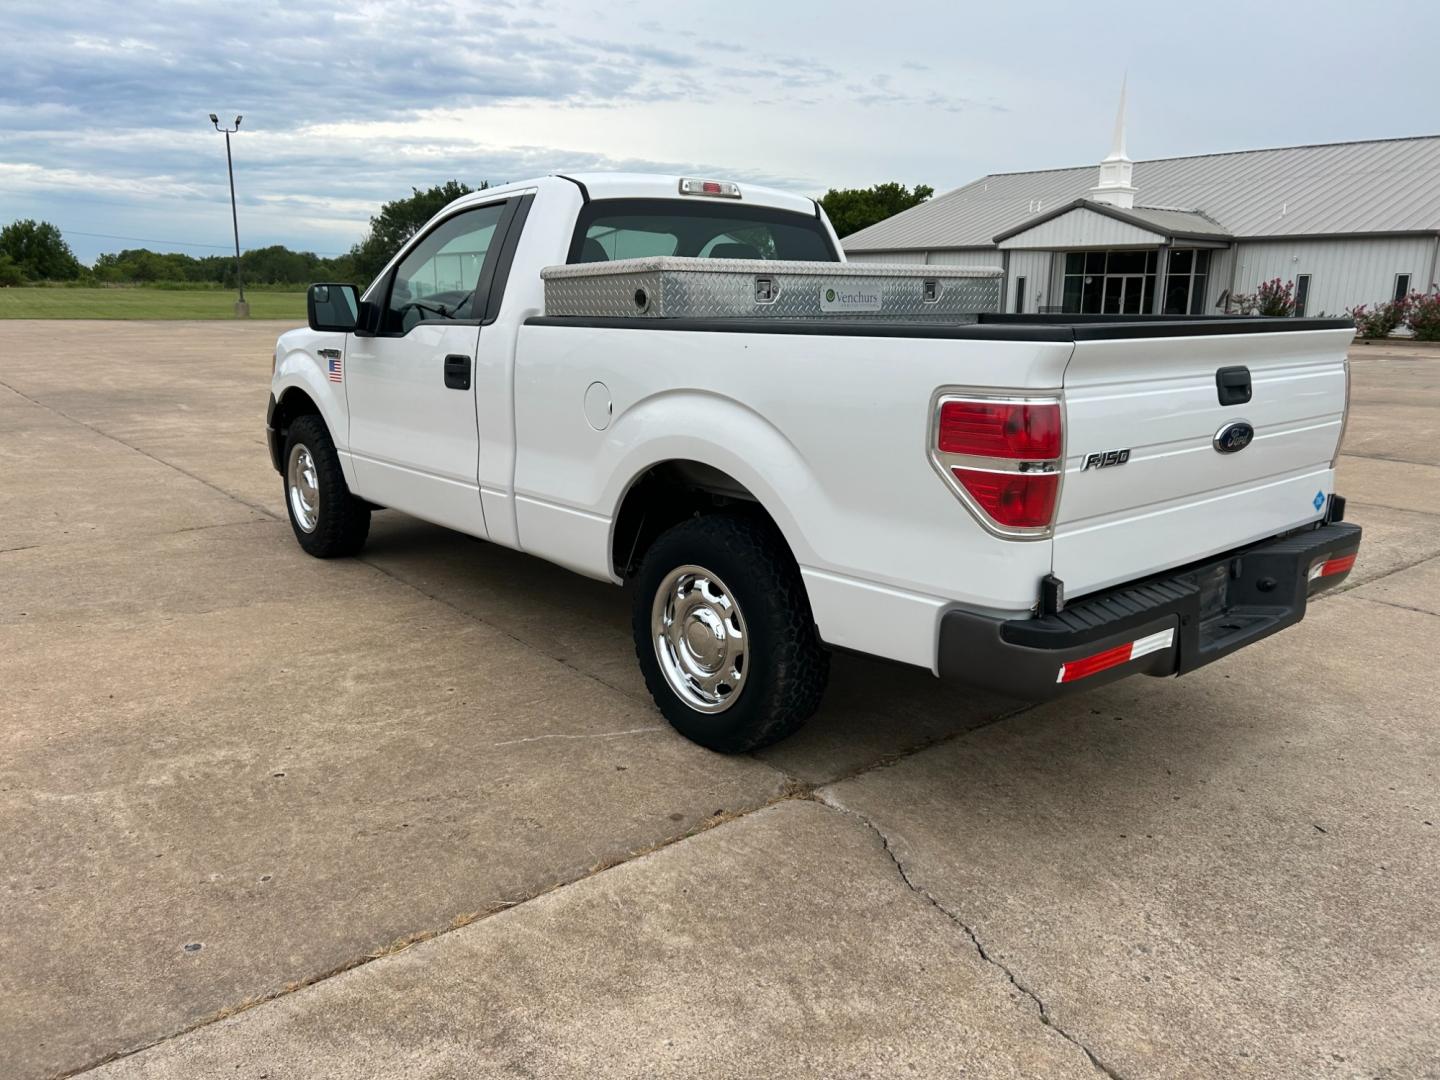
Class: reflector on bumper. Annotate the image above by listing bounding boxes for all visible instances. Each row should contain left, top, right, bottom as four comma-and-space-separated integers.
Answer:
1308, 552, 1357, 582
1056, 628, 1175, 684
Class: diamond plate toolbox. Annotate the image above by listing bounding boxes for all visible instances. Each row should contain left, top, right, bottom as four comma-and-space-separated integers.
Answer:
541, 257, 1003, 320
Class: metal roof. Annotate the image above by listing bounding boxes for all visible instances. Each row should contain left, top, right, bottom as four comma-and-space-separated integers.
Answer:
844, 135, 1440, 252
993, 201, 1232, 244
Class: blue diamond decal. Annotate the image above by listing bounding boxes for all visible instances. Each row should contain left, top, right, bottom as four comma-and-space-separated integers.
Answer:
1313, 490, 1326, 511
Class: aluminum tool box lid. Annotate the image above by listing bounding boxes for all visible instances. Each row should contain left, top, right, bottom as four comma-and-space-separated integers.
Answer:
541, 257, 1004, 320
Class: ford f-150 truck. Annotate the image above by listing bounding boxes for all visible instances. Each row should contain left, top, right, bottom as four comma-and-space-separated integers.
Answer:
267, 173, 1361, 752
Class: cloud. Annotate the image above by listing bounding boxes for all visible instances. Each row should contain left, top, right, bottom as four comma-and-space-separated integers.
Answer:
20, 0, 1426, 265
0, 0, 995, 258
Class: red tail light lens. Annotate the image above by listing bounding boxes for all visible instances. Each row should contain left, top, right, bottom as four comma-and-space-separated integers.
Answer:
952, 469, 1059, 529
938, 401, 1061, 460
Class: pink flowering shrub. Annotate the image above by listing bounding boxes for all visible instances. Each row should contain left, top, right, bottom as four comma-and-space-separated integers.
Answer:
1347, 298, 1407, 339
1404, 291, 1440, 341
1253, 278, 1296, 317
1231, 278, 1296, 317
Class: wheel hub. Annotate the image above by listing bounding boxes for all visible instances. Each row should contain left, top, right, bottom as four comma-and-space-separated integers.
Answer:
683, 608, 728, 668
652, 565, 747, 713
287, 443, 320, 534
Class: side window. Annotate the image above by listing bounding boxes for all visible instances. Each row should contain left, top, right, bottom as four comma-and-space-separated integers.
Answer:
383, 203, 506, 334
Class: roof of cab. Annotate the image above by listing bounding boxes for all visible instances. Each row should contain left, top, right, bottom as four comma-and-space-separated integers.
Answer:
449, 173, 816, 217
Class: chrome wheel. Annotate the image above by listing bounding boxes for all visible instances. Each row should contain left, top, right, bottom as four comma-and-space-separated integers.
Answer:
287, 443, 320, 534
651, 564, 747, 713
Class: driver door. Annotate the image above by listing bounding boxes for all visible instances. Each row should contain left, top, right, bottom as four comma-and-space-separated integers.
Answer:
345, 200, 510, 537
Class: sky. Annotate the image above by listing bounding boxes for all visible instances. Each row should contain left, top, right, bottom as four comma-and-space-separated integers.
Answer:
1, 0, 1436, 264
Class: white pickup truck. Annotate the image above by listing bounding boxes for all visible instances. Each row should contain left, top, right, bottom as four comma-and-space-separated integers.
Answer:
267, 173, 1361, 752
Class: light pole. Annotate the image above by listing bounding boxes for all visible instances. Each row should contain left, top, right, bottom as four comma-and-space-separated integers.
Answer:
209, 113, 248, 318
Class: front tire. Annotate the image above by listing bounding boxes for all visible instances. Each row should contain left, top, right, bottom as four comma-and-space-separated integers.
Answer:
283, 415, 370, 558
633, 514, 829, 753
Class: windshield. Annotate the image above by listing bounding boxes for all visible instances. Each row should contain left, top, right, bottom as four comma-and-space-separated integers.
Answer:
568, 198, 837, 264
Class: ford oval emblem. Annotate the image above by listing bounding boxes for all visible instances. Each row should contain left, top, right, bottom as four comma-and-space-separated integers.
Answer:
1213, 420, 1255, 454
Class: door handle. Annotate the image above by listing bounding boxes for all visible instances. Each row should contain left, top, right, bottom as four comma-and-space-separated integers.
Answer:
444, 354, 471, 391
1215, 365, 1251, 406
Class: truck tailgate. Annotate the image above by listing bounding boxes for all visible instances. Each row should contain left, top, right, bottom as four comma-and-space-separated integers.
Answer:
1054, 326, 1352, 599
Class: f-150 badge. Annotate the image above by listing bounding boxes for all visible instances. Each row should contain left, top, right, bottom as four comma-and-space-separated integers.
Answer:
1082, 448, 1130, 470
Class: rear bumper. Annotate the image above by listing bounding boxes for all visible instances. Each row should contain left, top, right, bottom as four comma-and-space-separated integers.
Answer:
938, 520, 1362, 699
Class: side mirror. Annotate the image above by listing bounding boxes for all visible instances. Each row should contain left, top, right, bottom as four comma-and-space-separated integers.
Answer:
307, 283, 360, 332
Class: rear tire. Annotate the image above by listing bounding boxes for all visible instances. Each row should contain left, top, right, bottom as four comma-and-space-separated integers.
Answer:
283, 415, 371, 558
633, 514, 829, 753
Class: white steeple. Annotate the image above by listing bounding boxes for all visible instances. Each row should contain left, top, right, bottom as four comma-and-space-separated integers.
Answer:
1090, 76, 1137, 209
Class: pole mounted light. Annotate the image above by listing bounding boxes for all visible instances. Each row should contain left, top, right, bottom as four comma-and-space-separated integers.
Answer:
210, 113, 248, 317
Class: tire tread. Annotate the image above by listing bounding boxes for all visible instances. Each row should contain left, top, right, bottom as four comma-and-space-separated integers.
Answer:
284, 415, 371, 558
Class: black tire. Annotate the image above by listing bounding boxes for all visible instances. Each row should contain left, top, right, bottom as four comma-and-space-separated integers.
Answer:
632, 513, 829, 753
282, 414, 371, 558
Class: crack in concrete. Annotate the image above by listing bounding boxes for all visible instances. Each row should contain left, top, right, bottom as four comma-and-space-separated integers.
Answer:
46, 691, 1084, 1079
815, 794, 1130, 1080
354, 554, 659, 713
1323, 549, 1440, 598
55, 791, 804, 1080
1336, 450, 1439, 468
1344, 594, 1439, 619
492, 726, 665, 747
1343, 497, 1440, 520
801, 700, 1043, 790
0, 376, 282, 524
0, 375, 665, 721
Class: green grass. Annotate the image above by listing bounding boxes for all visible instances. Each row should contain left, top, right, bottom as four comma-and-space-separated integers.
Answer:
0, 287, 307, 320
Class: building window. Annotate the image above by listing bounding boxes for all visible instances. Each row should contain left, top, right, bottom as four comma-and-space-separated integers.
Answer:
1061, 250, 1158, 315
1394, 273, 1412, 303
1295, 274, 1311, 317
1014, 276, 1027, 313
1163, 249, 1211, 315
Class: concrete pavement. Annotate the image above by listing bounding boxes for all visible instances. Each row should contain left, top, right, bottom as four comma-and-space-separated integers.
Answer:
1, 321, 1437, 1078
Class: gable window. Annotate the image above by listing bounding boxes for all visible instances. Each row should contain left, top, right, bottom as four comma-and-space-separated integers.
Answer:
1394, 273, 1412, 303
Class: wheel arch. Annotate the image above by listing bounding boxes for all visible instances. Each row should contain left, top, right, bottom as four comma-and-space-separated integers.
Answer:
268, 359, 349, 479
609, 458, 797, 581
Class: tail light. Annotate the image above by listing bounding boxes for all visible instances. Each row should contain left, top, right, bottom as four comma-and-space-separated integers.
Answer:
931, 395, 1063, 537
679, 178, 742, 199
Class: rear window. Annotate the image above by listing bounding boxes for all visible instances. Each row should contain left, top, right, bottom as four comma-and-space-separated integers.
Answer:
569, 198, 837, 264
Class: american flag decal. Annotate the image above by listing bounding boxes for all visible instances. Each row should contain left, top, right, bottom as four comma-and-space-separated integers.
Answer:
319, 348, 343, 383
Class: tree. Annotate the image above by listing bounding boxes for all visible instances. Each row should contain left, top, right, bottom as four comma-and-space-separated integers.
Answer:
0, 219, 82, 281
347, 180, 488, 285
818, 182, 934, 239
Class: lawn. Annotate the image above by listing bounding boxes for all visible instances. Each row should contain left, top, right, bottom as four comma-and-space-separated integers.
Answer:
0, 287, 307, 320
